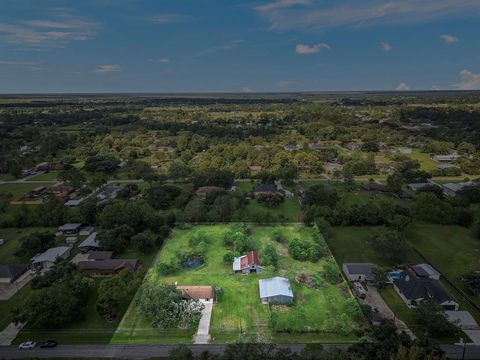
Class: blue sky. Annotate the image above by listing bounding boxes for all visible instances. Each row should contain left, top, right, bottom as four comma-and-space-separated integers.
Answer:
0, 0, 479, 93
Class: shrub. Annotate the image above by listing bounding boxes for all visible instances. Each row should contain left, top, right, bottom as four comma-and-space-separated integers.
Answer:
288, 238, 322, 262
156, 261, 179, 275
223, 251, 235, 264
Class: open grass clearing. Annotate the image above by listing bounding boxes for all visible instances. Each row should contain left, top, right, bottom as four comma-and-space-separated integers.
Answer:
0, 183, 48, 199
113, 224, 363, 344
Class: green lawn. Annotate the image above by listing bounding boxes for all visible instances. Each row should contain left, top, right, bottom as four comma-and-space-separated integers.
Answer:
409, 149, 437, 171
328, 226, 422, 268
113, 224, 362, 344
407, 224, 480, 315
0, 284, 33, 332
243, 198, 301, 223
0, 183, 47, 199
28, 171, 59, 181
0, 227, 56, 264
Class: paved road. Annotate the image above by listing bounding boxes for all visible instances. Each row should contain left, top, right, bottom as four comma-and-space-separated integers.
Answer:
0, 344, 478, 359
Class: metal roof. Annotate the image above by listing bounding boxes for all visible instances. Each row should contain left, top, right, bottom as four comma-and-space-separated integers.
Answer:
31, 246, 70, 263
259, 277, 294, 299
79, 232, 99, 248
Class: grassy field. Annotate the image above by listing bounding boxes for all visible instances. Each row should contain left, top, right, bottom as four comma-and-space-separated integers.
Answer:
407, 224, 480, 312
0, 227, 56, 264
28, 171, 59, 181
0, 183, 47, 199
113, 224, 362, 344
243, 198, 301, 222
409, 149, 438, 171
328, 226, 422, 268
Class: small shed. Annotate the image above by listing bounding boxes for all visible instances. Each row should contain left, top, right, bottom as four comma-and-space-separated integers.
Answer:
259, 277, 294, 304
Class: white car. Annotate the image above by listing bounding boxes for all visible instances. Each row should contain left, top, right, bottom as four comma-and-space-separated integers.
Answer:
18, 341, 36, 349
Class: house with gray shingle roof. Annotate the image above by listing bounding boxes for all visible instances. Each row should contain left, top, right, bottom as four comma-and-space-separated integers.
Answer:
392, 270, 458, 310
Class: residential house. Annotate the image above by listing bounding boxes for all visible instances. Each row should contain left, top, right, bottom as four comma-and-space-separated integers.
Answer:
58, 223, 82, 236
196, 186, 224, 199
31, 246, 71, 273
392, 270, 459, 310
342, 263, 377, 282
432, 154, 461, 162
87, 251, 113, 261
253, 184, 292, 198
437, 163, 460, 170
397, 147, 412, 154
410, 264, 441, 281
64, 199, 82, 208
442, 181, 478, 197
249, 165, 263, 173
97, 185, 124, 201
78, 258, 141, 276
79, 226, 95, 236
259, 277, 294, 304
47, 184, 74, 201
176, 285, 214, 303
284, 144, 301, 152
309, 143, 327, 152
407, 183, 437, 192
0, 264, 28, 283
324, 163, 343, 173
78, 232, 100, 253
233, 251, 262, 274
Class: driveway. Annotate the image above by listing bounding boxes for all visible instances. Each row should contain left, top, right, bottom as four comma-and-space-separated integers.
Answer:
194, 302, 213, 344
0, 323, 24, 346
361, 285, 416, 339
0, 272, 32, 301
446, 311, 480, 345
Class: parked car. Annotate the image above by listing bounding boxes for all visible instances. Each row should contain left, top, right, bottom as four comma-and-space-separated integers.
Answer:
40, 340, 58, 348
353, 281, 367, 299
18, 341, 36, 349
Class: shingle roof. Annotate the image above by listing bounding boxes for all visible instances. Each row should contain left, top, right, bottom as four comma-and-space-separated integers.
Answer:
0, 264, 28, 281
78, 259, 139, 272
254, 184, 277, 193
177, 285, 213, 300
343, 263, 377, 280
88, 251, 113, 260
59, 223, 82, 231
393, 270, 455, 304
259, 277, 294, 299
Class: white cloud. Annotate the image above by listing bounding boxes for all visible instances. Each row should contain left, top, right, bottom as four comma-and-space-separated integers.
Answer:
151, 14, 189, 24
95, 64, 122, 73
381, 41, 392, 52
255, 0, 311, 12
0, 60, 37, 65
242, 87, 253, 93
295, 43, 330, 54
158, 58, 170, 63
432, 84, 442, 90
0, 11, 97, 47
275, 80, 296, 88
196, 39, 244, 57
454, 69, 480, 90
396, 82, 410, 91
440, 34, 459, 43
254, 0, 480, 31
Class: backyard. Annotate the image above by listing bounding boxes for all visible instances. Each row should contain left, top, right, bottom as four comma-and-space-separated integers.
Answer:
113, 224, 362, 344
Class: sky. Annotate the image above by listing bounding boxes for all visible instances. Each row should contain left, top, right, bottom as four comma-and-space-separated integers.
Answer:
0, 0, 479, 93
